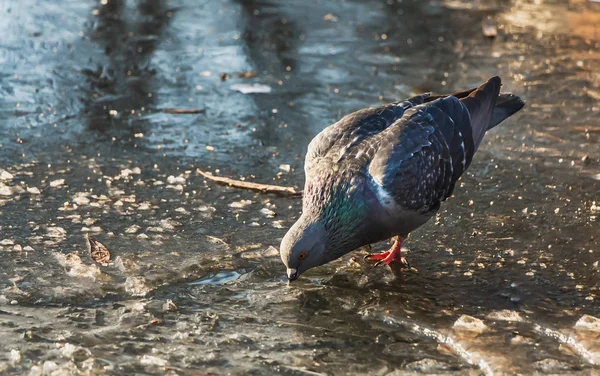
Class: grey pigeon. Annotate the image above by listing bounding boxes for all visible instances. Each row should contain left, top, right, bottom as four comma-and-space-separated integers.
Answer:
280, 76, 524, 281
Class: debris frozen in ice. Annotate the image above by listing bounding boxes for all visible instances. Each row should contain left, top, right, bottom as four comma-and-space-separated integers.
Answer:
163, 299, 178, 312
119, 168, 140, 178
167, 175, 186, 184
230, 83, 272, 94
120, 195, 136, 203
453, 314, 488, 334
0, 169, 13, 181
140, 354, 168, 366
124, 276, 152, 296
206, 235, 228, 248
323, 13, 338, 21
0, 185, 12, 196
161, 218, 182, 230
42, 361, 59, 375
197, 205, 216, 212
54, 252, 101, 281
486, 310, 525, 322
260, 208, 276, 218
46, 226, 67, 239
138, 202, 152, 210
241, 245, 279, 259
229, 200, 252, 208
0, 239, 15, 246
166, 184, 184, 191
72, 192, 90, 205
60, 343, 91, 363
9, 349, 21, 366
271, 220, 286, 229
125, 225, 141, 234
574, 315, 600, 333
50, 179, 65, 187
82, 218, 96, 226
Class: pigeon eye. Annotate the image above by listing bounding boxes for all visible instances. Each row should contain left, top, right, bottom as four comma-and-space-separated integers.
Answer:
298, 252, 307, 260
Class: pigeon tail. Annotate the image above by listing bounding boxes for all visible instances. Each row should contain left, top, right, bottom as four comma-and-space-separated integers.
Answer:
459, 76, 502, 150
424, 77, 524, 136
488, 92, 525, 130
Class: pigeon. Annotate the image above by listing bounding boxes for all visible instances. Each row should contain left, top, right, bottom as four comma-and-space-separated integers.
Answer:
280, 76, 524, 281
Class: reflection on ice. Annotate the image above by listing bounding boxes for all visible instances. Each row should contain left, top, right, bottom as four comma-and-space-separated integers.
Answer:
190, 270, 242, 286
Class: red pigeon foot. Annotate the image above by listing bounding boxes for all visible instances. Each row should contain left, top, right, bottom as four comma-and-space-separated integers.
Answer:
365, 236, 410, 268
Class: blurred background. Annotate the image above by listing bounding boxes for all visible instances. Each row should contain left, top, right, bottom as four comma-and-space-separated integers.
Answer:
0, 0, 598, 374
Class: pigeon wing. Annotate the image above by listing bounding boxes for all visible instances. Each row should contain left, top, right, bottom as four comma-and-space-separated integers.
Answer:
368, 96, 475, 214
304, 94, 430, 179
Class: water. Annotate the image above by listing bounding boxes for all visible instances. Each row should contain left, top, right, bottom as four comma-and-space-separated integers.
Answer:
0, 0, 599, 374
190, 270, 241, 285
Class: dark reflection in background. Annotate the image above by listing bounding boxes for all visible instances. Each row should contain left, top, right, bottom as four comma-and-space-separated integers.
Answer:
82, 0, 169, 141
234, 0, 304, 149
237, 0, 300, 74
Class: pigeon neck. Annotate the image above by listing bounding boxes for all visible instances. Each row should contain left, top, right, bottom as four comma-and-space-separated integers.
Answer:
303, 176, 370, 259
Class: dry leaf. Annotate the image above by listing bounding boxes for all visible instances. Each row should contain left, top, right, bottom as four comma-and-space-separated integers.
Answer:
236, 71, 257, 79
323, 13, 338, 22
87, 236, 110, 265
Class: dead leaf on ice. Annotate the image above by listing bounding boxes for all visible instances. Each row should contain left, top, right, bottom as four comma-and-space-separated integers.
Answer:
87, 236, 111, 265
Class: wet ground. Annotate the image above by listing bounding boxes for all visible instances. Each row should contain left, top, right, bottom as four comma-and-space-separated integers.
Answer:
0, 0, 599, 374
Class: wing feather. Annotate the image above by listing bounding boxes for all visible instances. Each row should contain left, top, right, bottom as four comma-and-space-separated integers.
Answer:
368, 96, 475, 213
304, 94, 431, 178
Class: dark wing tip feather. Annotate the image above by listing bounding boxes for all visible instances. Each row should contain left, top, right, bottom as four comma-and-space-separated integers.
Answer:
465, 76, 502, 103
459, 77, 502, 148
488, 92, 525, 129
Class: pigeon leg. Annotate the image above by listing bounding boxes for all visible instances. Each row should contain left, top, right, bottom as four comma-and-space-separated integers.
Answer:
364, 236, 409, 268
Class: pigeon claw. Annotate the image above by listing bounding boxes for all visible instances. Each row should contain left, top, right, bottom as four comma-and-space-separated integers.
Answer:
364, 251, 390, 261
364, 236, 409, 268
374, 256, 410, 268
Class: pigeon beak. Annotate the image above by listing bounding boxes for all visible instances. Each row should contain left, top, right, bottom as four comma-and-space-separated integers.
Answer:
287, 268, 298, 281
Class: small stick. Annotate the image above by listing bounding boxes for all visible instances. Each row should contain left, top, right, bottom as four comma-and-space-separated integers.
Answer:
196, 168, 301, 196
161, 108, 206, 114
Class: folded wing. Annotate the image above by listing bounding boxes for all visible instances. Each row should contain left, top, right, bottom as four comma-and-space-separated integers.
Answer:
368, 77, 507, 214
304, 94, 430, 178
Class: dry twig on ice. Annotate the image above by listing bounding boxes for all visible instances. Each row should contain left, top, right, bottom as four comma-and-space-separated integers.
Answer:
161, 108, 206, 114
196, 168, 301, 196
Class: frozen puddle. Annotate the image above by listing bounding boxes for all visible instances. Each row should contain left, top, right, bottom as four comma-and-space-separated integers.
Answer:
190, 270, 241, 285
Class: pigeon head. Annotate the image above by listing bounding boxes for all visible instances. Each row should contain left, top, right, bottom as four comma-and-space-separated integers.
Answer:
279, 217, 327, 281
280, 179, 371, 281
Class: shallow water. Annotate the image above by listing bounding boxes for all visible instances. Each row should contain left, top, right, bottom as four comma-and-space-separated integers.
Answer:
0, 0, 599, 374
